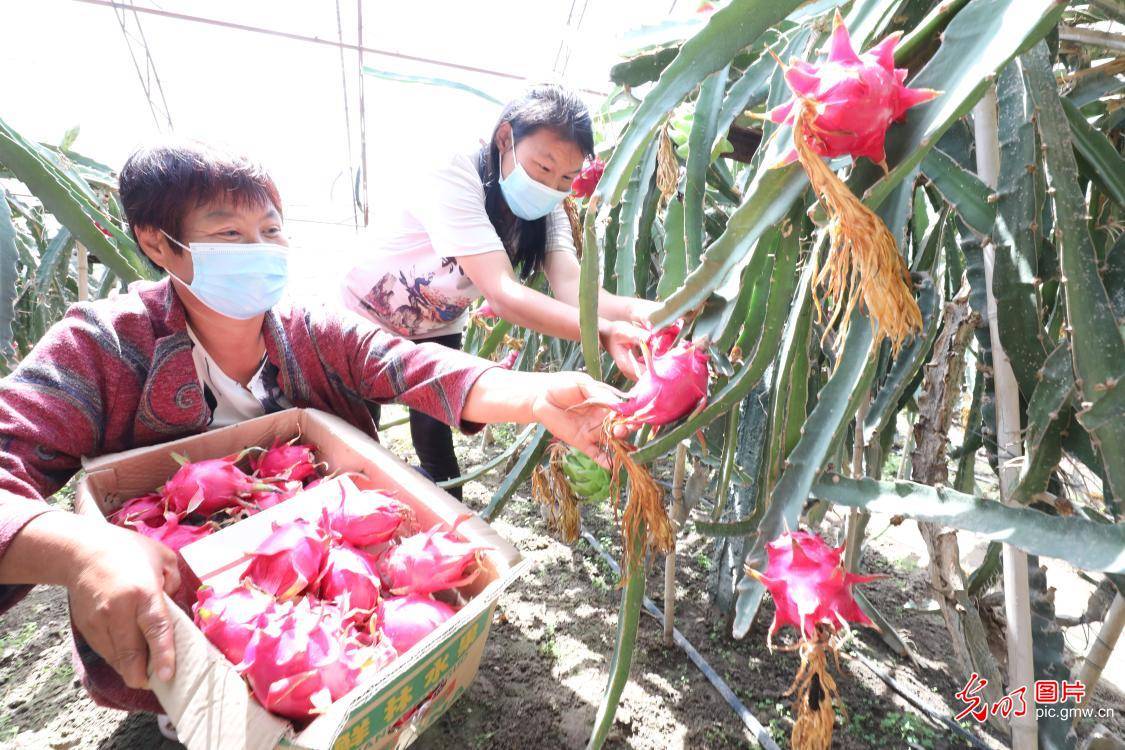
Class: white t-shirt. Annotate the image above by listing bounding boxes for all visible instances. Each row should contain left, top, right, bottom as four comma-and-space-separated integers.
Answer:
341, 145, 577, 340
187, 326, 289, 430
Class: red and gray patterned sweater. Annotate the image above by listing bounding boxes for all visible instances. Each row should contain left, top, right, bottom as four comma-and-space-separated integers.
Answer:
0, 277, 494, 615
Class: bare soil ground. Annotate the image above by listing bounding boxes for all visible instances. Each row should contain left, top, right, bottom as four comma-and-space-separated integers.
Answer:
1, 413, 1122, 749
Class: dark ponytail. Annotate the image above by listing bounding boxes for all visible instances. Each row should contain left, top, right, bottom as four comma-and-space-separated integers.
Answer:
476, 83, 594, 279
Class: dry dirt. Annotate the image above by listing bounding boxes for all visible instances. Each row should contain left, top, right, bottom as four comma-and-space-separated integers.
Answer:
1, 413, 1122, 749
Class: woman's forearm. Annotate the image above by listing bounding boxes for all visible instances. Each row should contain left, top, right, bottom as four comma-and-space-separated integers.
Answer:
488, 277, 616, 343
460, 368, 546, 424
595, 289, 645, 322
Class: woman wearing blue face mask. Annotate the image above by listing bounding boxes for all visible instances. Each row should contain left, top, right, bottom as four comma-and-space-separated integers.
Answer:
342, 83, 658, 498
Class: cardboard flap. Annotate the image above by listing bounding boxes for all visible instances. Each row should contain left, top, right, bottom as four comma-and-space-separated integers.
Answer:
150, 594, 291, 750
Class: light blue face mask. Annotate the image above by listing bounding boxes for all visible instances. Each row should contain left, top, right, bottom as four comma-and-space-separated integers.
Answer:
161, 230, 289, 319
498, 139, 571, 220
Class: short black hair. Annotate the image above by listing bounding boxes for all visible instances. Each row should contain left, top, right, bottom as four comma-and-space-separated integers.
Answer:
119, 139, 283, 251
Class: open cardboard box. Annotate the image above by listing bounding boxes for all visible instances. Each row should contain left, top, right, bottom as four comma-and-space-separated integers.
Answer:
74, 408, 529, 750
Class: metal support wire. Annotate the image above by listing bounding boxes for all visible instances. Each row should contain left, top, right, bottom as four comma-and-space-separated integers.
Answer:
334, 0, 358, 229
74, 0, 607, 97
355, 0, 369, 227
112, 0, 174, 131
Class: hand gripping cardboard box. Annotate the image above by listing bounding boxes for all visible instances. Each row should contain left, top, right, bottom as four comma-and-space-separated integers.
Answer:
74, 408, 528, 750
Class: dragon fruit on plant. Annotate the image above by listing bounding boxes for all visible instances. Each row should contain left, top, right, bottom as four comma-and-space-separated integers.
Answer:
759, 10, 932, 356
748, 530, 880, 645
570, 157, 604, 199
765, 9, 938, 168
747, 530, 881, 750
609, 337, 710, 429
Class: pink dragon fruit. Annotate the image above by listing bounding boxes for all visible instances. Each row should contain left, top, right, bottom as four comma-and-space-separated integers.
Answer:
472, 302, 498, 320
243, 518, 329, 600
248, 478, 304, 513
378, 594, 456, 654
609, 338, 709, 428
377, 519, 486, 596
133, 515, 216, 552
193, 583, 279, 665
108, 493, 167, 528
161, 454, 259, 516
765, 10, 938, 168
645, 319, 683, 358
747, 530, 881, 645
497, 349, 519, 369
570, 157, 604, 199
250, 439, 320, 483
326, 486, 415, 548
317, 543, 382, 622
238, 599, 386, 721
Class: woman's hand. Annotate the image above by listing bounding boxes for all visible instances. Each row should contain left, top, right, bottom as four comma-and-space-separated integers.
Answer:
67, 522, 181, 689
530, 372, 630, 469
627, 298, 662, 328
599, 320, 649, 381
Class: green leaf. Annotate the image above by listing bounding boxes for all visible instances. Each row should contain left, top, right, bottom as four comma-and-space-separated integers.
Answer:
1062, 96, 1125, 208
992, 57, 1048, 396
615, 135, 660, 297
480, 425, 550, 522
586, 529, 646, 750
863, 275, 942, 443
684, 66, 729, 268
1010, 342, 1073, 505
580, 202, 603, 381
0, 189, 18, 366
921, 148, 995, 235
652, 165, 806, 327
0, 117, 152, 283
596, 0, 805, 205
59, 125, 80, 152
1026, 41, 1125, 506
812, 474, 1125, 573
862, 0, 1068, 210
657, 198, 686, 299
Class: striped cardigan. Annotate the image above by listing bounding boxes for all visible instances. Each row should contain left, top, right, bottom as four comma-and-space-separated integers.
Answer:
0, 278, 494, 710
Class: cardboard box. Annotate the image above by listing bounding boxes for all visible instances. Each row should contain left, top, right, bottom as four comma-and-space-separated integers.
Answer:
75, 408, 528, 750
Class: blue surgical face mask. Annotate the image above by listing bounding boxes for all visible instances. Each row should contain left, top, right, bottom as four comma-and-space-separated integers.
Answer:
498, 139, 571, 220
161, 230, 289, 319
